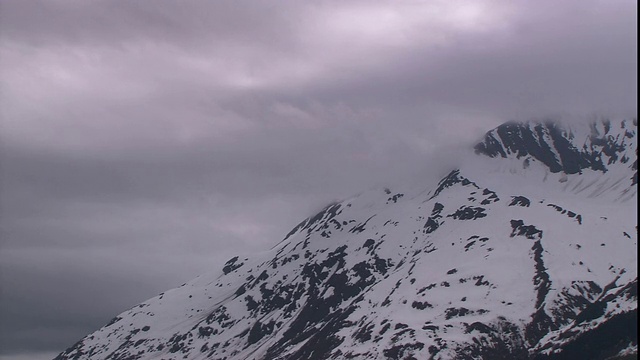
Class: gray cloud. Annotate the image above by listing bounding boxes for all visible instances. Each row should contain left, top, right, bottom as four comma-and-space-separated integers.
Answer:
0, 0, 636, 358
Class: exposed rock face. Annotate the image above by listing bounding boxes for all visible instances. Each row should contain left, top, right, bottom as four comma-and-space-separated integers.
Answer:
474, 119, 636, 177
55, 119, 637, 360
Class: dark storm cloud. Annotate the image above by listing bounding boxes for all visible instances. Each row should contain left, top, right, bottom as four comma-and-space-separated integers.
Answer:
0, 1, 636, 358
0, 0, 302, 49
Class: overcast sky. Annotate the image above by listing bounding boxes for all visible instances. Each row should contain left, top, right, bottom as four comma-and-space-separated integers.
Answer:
0, 1, 636, 359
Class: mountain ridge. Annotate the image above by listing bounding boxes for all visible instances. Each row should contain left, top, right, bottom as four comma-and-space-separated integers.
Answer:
54, 118, 637, 360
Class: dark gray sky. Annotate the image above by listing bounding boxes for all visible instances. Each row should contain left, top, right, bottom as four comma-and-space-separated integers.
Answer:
0, 1, 636, 359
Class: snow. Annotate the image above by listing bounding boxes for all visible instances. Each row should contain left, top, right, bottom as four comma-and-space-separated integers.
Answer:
55, 118, 637, 360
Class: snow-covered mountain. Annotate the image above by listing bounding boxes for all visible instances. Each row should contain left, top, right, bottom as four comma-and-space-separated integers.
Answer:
55, 118, 637, 360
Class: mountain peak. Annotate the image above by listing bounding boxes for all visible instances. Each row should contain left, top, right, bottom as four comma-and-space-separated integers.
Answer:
474, 118, 636, 177
54, 117, 638, 360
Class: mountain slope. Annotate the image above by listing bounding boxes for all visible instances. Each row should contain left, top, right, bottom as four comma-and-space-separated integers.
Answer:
55, 118, 637, 360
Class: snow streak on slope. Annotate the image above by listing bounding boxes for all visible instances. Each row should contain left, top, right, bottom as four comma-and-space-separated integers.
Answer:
55, 119, 637, 360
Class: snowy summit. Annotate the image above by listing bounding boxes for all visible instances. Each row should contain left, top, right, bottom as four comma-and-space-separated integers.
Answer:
55, 118, 637, 360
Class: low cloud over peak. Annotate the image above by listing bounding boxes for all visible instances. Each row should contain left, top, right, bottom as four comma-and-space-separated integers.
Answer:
0, 1, 636, 358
